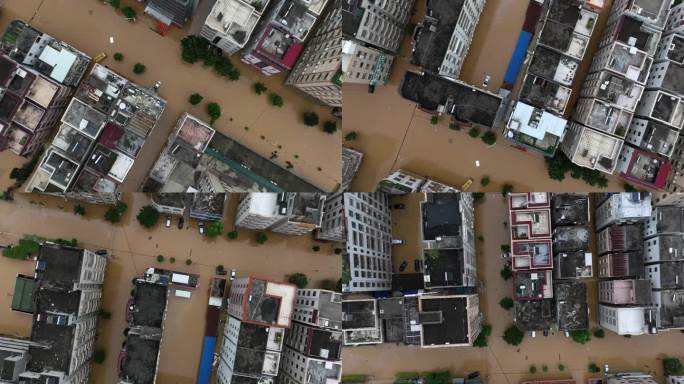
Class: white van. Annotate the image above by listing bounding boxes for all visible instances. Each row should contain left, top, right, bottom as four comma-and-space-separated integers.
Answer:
175, 289, 192, 299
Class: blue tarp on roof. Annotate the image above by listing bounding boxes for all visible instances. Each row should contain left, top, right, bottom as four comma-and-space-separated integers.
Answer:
504, 31, 532, 85
197, 336, 217, 384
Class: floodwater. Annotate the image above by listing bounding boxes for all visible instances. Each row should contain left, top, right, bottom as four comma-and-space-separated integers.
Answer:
0, 193, 341, 383
342, 194, 683, 383
0, 0, 341, 192
342, 0, 624, 192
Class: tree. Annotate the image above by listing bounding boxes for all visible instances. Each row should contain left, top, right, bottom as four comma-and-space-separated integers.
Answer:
499, 297, 514, 310
207, 102, 221, 125
501, 183, 514, 196
345, 131, 358, 141
558, 364, 565, 371
216, 264, 225, 274
303, 112, 319, 126
472, 192, 485, 201
322, 121, 337, 134
2, 236, 40, 260
169, 257, 176, 263
113, 52, 124, 61
122, 6, 136, 19
189, 93, 203, 105
473, 324, 491, 347
542, 365, 548, 372
227, 230, 239, 240
529, 365, 537, 374
312, 245, 320, 252
468, 127, 480, 138
157, 255, 164, 262
624, 183, 638, 192
206, 221, 224, 238
500, 265, 513, 280
74, 204, 86, 216
503, 325, 524, 346
546, 153, 573, 181
448, 123, 460, 131
501, 244, 511, 253
663, 358, 684, 376
288, 273, 309, 288
109, 0, 120, 9
254, 82, 267, 95
334, 248, 343, 254
136, 205, 160, 228
593, 328, 605, 338
185, 258, 192, 266
105, 201, 128, 224
93, 349, 106, 364
270, 93, 284, 107
99, 309, 112, 320
570, 330, 591, 344
589, 363, 600, 373
480, 176, 490, 187
481, 131, 496, 145
320, 279, 337, 291
424, 371, 450, 384
430, 116, 439, 125
180, 35, 212, 64
133, 63, 145, 74
255, 231, 268, 244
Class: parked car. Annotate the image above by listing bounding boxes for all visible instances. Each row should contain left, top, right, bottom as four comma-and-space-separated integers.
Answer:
153, 80, 162, 92
165, 216, 172, 228
230, 269, 237, 281
392, 203, 406, 209
391, 239, 405, 245
177, 217, 184, 230
482, 74, 491, 88
398, 261, 408, 272
93, 52, 107, 63
198, 222, 205, 235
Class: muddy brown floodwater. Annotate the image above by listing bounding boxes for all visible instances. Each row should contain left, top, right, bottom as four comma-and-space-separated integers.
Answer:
342, 0, 624, 193
342, 193, 683, 383
0, 193, 341, 383
0, 0, 340, 192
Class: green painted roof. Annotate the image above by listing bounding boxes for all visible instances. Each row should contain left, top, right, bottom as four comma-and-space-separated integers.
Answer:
12, 275, 35, 313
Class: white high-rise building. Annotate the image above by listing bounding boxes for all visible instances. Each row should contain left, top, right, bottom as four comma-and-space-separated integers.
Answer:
319, 193, 392, 292
196, 0, 268, 56
598, 305, 655, 335
595, 193, 652, 230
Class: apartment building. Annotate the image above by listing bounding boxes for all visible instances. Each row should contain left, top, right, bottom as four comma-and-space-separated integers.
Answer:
235, 193, 326, 235
341, 146, 363, 191
196, 0, 268, 56
24, 64, 166, 205
410, 0, 485, 79
278, 347, 342, 384
503, 101, 568, 156
508, 193, 553, 271
420, 193, 477, 289
378, 169, 459, 194
144, 0, 199, 28
594, 192, 652, 230
341, 297, 382, 345
286, 0, 342, 106
341, 39, 393, 87
418, 294, 482, 348
319, 193, 392, 292
560, 122, 623, 174
598, 304, 657, 335
240, 0, 329, 75
292, 289, 342, 330
217, 277, 296, 384
9, 244, 108, 384
342, 0, 413, 54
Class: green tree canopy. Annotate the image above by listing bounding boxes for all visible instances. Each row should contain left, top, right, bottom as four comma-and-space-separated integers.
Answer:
288, 273, 309, 288
663, 358, 684, 376
255, 231, 268, 244
303, 112, 319, 126
570, 330, 591, 344
136, 205, 160, 228
503, 325, 524, 346
105, 201, 128, 224
499, 297, 514, 310
206, 221, 224, 238
207, 102, 221, 125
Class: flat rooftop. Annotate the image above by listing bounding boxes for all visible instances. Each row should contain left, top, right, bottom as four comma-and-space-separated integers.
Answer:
308, 328, 341, 360
529, 46, 578, 87
555, 280, 589, 331
653, 206, 684, 233
35, 244, 83, 289
131, 281, 168, 328
423, 249, 464, 288
615, 15, 660, 54
411, 0, 466, 72
553, 225, 590, 253
514, 299, 556, 331
419, 296, 469, 346
591, 71, 643, 110
205, 0, 264, 47
342, 299, 377, 330
288, 193, 324, 225
245, 279, 295, 327
514, 270, 552, 300
421, 193, 462, 241
119, 333, 161, 384
400, 71, 502, 128
556, 250, 592, 278
190, 193, 226, 218
659, 63, 684, 96
568, 123, 622, 173
519, 74, 571, 114
27, 290, 81, 373
552, 193, 589, 225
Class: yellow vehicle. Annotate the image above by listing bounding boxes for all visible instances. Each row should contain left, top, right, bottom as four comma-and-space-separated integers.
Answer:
94, 52, 107, 63
461, 178, 473, 191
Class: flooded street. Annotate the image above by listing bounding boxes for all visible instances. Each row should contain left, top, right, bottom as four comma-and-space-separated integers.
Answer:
342, 0, 623, 192
0, 0, 341, 192
0, 193, 340, 383
342, 193, 682, 383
